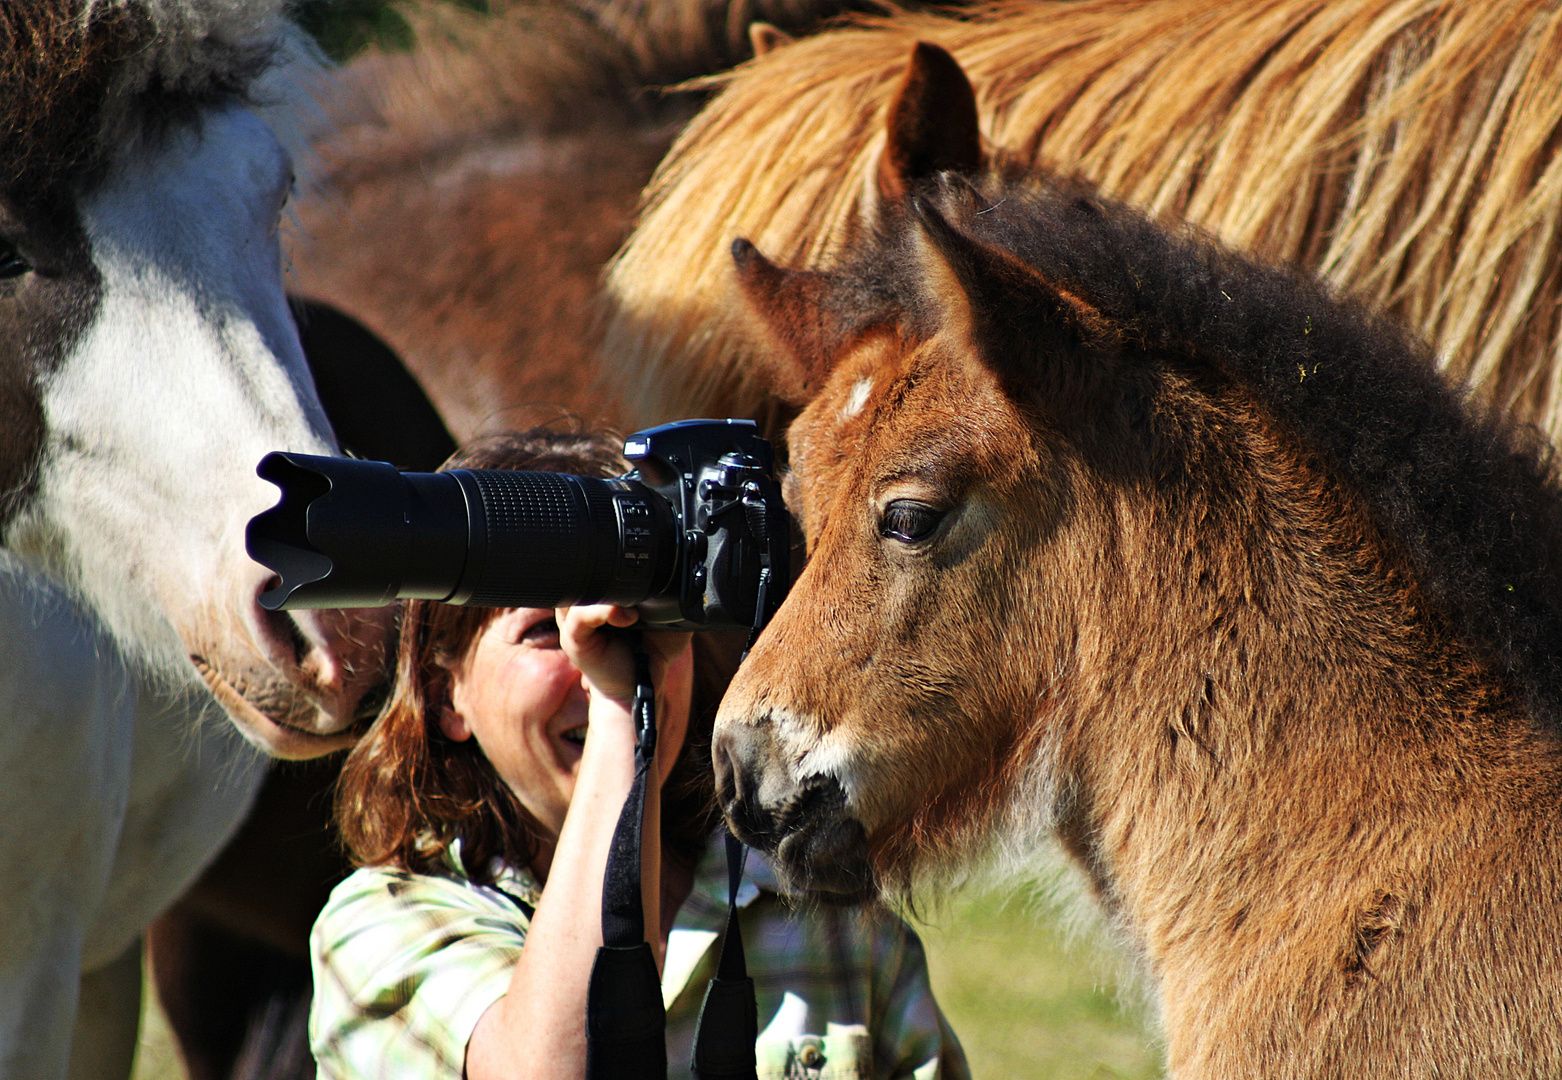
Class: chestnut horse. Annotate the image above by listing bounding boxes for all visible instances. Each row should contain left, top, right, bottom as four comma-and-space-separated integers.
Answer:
713, 45, 1562, 1076
603, 0, 1562, 443
286, 0, 894, 440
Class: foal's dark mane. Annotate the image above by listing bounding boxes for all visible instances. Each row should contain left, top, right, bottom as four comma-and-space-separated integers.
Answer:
1, 0, 284, 199
914, 174, 1562, 726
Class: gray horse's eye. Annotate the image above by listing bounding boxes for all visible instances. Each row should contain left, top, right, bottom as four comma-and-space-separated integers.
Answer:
879, 499, 945, 543
0, 242, 29, 280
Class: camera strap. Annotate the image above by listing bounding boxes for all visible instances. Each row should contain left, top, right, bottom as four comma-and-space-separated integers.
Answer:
690, 832, 757, 1080
585, 641, 666, 1080
690, 479, 783, 1079
585, 636, 759, 1080
589, 466, 783, 1080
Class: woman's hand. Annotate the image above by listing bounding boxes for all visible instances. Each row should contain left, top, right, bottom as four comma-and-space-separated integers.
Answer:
467, 606, 692, 1080
558, 607, 695, 785
558, 605, 692, 706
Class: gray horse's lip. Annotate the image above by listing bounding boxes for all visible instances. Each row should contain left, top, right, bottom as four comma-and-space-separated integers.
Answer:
192, 656, 359, 760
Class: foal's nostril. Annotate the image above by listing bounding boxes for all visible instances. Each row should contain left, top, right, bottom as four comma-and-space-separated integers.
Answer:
712, 728, 740, 808
713, 721, 787, 850
713, 723, 770, 809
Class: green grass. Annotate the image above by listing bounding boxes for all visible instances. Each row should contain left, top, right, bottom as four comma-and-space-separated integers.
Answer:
918, 889, 1163, 1079
292, 0, 487, 61
133, 888, 1162, 1080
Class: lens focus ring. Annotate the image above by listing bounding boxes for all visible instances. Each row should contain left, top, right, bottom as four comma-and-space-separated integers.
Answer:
462, 471, 601, 607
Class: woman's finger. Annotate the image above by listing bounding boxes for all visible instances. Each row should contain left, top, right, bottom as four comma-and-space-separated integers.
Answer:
562, 604, 616, 632
558, 605, 639, 701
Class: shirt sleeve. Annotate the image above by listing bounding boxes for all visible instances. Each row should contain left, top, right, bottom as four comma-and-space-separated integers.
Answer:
309, 867, 528, 1080
870, 919, 972, 1080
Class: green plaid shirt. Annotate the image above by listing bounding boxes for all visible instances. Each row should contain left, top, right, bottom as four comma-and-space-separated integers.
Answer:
309, 836, 969, 1080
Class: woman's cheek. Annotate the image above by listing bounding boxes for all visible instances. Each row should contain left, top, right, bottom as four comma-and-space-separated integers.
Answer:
512, 652, 583, 715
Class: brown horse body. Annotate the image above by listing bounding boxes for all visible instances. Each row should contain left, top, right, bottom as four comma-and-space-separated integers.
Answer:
287, 0, 893, 440
713, 46, 1562, 1076
604, 0, 1562, 442
285, 3, 674, 438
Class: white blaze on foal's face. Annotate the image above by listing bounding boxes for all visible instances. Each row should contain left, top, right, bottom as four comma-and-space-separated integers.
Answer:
841, 377, 874, 420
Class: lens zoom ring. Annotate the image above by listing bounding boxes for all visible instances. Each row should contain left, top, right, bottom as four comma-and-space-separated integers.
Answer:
466, 471, 593, 607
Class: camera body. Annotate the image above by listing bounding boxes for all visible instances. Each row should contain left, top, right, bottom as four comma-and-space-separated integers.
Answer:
247, 419, 790, 631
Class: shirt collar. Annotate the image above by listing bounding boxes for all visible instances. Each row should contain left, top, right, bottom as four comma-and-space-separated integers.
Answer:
445, 839, 544, 908
451, 833, 780, 1008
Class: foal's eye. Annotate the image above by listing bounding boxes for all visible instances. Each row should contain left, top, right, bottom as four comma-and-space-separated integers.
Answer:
879, 500, 945, 543
0, 242, 29, 280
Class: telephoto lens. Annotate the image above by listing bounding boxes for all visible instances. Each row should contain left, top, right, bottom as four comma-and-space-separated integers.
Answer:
246, 419, 790, 632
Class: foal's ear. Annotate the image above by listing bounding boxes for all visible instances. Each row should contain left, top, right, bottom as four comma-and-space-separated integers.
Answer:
910, 196, 1114, 382
732, 238, 848, 404
877, 42, 984, 205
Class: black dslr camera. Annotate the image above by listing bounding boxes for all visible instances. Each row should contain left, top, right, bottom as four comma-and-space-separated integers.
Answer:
246, 419, 790, 631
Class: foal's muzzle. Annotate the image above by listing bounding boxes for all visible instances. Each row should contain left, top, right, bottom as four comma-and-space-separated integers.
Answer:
713, 719, 875, 903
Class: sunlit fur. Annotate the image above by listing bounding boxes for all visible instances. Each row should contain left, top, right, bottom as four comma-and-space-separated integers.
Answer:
289, 0, 909, 440
289, 1, 673, 439
604, 0, 1562, 444
715, 50, 1562, 1072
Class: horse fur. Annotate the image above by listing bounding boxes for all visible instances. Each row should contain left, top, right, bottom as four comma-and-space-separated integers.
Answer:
1, 0, 311, 197
287, 0, 917, 439
0, 5, 387, 1073
602, 0, 1562, 445
287, 0, 681, 439
713, 44, 1562, 1076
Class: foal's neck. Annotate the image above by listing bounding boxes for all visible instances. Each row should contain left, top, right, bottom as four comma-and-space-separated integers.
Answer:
1056, 438, 1562, 1073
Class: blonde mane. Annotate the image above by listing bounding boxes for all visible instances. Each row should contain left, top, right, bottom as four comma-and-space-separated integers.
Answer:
603, 0, 1562, 440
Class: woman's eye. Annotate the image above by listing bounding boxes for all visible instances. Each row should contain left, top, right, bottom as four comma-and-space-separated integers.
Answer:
520, 617, 561, 646
879, 500, 945, 543
0, 241, 29, 280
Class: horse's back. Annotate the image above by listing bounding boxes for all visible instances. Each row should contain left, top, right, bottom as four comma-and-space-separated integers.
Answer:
601, 0, 1562, 438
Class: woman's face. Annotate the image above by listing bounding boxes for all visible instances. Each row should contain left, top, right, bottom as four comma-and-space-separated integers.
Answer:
439, 608, 691, 840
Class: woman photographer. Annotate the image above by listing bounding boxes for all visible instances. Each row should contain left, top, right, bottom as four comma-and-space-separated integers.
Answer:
308, 427, 967, 1080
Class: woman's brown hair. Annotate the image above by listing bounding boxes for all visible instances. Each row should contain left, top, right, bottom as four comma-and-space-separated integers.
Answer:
335, 425, 728, 883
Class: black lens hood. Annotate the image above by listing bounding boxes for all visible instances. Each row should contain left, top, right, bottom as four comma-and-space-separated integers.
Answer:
248, 452, 469, 610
